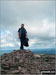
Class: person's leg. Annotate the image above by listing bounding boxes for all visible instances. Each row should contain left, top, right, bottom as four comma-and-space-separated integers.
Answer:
20, 39, 24, 49
21, 42, 23, 49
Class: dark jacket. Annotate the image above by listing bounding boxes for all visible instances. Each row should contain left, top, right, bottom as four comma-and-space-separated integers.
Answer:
18, 27, 29, 47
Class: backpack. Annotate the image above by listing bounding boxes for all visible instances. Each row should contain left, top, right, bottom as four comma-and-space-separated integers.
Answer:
23, 38, 29, 47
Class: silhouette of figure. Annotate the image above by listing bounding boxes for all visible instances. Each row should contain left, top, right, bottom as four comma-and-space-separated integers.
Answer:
18, 24, 28, 50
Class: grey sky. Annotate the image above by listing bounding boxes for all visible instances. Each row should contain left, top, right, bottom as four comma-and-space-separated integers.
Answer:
1, 0, 55, 49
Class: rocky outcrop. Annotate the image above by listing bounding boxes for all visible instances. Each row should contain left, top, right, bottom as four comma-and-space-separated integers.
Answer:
0, 50, 55, 75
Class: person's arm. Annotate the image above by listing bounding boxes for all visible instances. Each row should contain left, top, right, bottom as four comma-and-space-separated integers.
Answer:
18, 32, 20, 39
26, 33, 28, 38
25, 29, 28, 38
18, 28, 20, 39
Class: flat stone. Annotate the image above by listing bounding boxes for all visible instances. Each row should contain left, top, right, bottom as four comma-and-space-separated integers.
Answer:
18, 66, 22, 72
19, 59, 24, 63
11, 70, 20, 74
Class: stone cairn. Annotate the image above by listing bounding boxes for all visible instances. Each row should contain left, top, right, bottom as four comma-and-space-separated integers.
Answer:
0, 50, 55, 75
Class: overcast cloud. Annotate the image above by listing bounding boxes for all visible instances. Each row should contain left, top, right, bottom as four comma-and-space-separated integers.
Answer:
0, 0, 55, 50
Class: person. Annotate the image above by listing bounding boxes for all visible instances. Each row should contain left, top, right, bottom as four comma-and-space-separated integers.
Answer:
18, 24, 28, 50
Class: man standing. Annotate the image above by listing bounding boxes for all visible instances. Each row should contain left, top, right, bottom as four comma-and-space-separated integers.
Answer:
18, 24, 28, 50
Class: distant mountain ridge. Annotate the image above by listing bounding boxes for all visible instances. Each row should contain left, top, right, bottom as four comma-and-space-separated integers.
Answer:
1, 48, 55, 56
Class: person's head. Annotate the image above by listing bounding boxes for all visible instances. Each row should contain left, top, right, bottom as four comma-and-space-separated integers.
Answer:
21, 24, 24, 28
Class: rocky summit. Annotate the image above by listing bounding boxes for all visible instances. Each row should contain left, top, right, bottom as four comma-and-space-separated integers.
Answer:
0, 50, 55, 75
